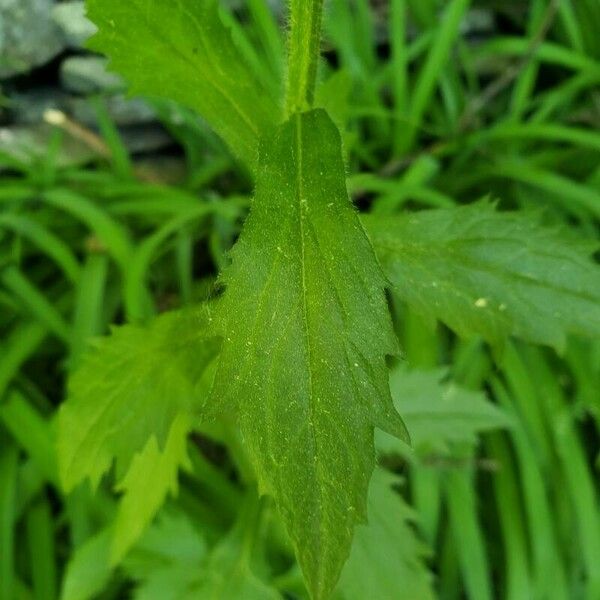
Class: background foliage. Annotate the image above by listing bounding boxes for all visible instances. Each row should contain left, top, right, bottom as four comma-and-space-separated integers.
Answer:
1, 0, 600, 599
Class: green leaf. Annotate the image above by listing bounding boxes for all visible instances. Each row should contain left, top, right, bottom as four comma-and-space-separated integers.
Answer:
336, 468, 435, 600
210, 109, 407, 600
364, 202, 600, 350
191, 494, 280, 600
111, 413, 191, 564
124, 511, 208, 600
377, 367, 511, 458
61, 528, 112, 600
126, 495, 278, 600
85, 0, 280, 169
58, 304, 220, 493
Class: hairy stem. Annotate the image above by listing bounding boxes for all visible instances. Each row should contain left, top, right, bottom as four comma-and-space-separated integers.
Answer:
285, 0, 325, 115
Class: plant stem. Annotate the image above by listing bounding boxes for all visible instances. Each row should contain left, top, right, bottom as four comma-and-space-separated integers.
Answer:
285, 0, 325, 115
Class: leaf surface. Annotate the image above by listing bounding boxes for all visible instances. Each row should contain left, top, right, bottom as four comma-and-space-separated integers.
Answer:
364, 202, 600, 350
127, 497, 278, 600
85, 0, 279, 169
111, 413, 192, 564
58, 305, 220, 492
336, 469, 434, 600
61, 528, 112, 600
191, 495, 281, 600
377, 367, 510, 457
124, 511, 207, 600
210, 109, 407, 599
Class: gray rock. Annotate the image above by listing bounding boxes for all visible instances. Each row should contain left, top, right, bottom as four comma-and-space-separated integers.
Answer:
52, 0, 97, 48
0, 122, 172, 168
460, 8, 495, 36
120, 125, 174, 155
70, 95, 156, 127
9, 87, 73, 124
0, 123, 95, 166
0, 0, 66, 78
224, 0, 283, 16
60, 56, 124, 94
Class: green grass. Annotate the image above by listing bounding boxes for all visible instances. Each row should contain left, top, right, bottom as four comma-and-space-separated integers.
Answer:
1, 0, 599, 598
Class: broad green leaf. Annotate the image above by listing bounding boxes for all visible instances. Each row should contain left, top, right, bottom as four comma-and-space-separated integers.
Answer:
111, 413, 191, 564
335, 468, 435, 600
364, 202, 600, 350
377, 367, 511, 458
210, 109, 407, 599
85, 0, 280, 169
58, 304, 220, 492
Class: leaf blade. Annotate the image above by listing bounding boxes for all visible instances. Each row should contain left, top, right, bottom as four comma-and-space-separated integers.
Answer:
210, 109, 406, 599
336, 468, 435, 600
58, 304, 219, 493
111, 412, 192, 564
85, 0, 280, 169
364, 202, 600, 350
377, 367, 511, 458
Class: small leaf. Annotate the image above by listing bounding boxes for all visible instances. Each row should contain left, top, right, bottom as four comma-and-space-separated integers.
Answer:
336, 468, 435, 600
85, 0, 280, 169
377, 367, 511, 458
364, 202, 600, 350
61, 528, 112, 600
58, 304, 220, 493
192, 494, 280, 599
127, 495, 279, 600
111, 412, 192, 564
210, 109, 407, 599
124, 511, 208, 600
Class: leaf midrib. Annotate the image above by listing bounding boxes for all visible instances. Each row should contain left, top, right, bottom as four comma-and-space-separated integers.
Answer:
295, 113, 326, 556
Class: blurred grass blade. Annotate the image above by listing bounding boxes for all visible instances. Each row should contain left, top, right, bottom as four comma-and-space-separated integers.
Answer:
400, 0, 471, 152
0, 443, 18, 600
0, 214, 80, 282
26, 497, 57, 600
1, 266, 70, 342
0, 391, 58, 486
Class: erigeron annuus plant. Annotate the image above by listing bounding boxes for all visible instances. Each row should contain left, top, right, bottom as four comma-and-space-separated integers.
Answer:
57, 1, 600, 598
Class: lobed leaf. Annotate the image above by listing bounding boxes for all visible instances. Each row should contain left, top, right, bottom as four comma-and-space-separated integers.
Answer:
85, 0, 280, 169
125, 496, 278, 599
364, 202, 600, 350
111, 412, 192, 564
335, 468, 435, 600
124, 511, 208, 600
191, 495, 280, 599
209, 109, 407, 599
377, 367, 511, 458
58, 304, 220, 493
